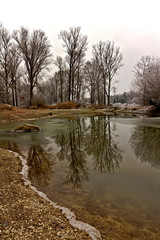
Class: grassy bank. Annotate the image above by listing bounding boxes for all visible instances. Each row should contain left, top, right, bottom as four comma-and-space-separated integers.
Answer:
0, 104, 158, 122
0, 106, 108, 122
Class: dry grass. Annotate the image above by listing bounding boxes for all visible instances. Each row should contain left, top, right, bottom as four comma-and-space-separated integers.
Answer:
43, 101, 81, 109
0, 106, 54, 121
0, 103, 151, 122
87, 104, 107, 109
0, 105, 107, 122
55, 101, 80, 109
0, 104, 12, 111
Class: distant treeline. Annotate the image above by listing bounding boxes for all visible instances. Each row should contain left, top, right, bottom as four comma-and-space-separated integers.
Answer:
111, 91, 135, 104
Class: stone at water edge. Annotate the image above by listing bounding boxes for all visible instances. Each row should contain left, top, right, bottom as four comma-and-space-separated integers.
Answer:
13, 124, 40, 132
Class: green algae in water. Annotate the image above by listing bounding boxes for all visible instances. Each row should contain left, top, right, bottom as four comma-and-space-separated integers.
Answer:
0, 118, 78, 145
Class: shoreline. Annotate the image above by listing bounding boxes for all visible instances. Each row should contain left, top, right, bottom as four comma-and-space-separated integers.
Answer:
19, 149, 101, 240
0, 106, 157, 123
0, 148, 93, 239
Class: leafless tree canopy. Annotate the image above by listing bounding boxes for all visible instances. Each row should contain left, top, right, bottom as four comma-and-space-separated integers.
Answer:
132, 55, 160, 106
0, 22, 126, 107
13, 27, 52, 105
59, 26, 88, 101
0, 26, 12, 104
8, 45, 22, 106
84, 59, 102, 104
93, 41, 123, 105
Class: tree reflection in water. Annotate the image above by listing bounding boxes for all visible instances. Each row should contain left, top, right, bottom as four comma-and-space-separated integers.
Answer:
0, 140, 21, 155
56, 134, 70, 161
54, 116, 123, 188
86, 116, 123, 174
0, 140, 53, 186
27, 145, 53, 186
130, 126, 160, 168
0, 116, 123, 189
64, 131, 89, 188
54, 118, 89, 188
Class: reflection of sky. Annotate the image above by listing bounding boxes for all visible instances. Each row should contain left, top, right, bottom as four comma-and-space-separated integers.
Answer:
111, 117, 160, 128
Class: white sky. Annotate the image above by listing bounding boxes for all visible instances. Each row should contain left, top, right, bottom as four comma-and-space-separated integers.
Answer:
1, 0, 160, 94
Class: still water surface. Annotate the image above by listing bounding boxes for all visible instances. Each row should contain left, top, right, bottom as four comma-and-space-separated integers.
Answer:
0, 116, 160, 239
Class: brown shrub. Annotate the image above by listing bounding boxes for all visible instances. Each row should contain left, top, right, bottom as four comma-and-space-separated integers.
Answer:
31, 97, 45, 108
87, 104, 106, 109
55, 101, 81, 109
29, 105, 38, 109
45, 105, 56, 109
0, 104, 12, 110
34, 102, 81, 109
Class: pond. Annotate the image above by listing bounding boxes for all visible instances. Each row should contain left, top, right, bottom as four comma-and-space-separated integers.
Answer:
0, 116, 160, 240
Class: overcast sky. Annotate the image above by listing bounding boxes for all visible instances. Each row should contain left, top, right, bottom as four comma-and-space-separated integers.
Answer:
1, 0, 160, 94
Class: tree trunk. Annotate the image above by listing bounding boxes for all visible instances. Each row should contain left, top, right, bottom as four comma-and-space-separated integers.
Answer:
107, 74, 111, 105
11, 83, 15, 106
29, 80, 33, 106
71, 70, 75, 101
68, 64, 72, 101
5, 84, 9, 104
97, 82, 100, 104
72, 76, 74, 101
55, 79, 58, 103
15, 81, 18, 107
60, 77, 63, 102
103, 74, 106, 105
91, 82, 95, 104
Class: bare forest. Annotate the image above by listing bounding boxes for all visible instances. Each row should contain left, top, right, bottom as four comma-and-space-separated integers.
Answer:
0, 23, 125, 107
0, 22, 159, 108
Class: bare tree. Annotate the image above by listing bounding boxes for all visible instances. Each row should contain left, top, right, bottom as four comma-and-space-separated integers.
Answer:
84, 59, 102, 104
74, 56, 85, 101
13, 27, 52, 106
132, 56, 155, 105
0, 80, 5, 103
132, 55, 160, 106
92, 41, 107, 104
39, 72, 68, 105
0, 26, 12, 104
8, 44, 22, 106
54, 56, 66, 102
104, 41, 123, 105
93, 41, 123, 105
59, 26, 88, 101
